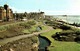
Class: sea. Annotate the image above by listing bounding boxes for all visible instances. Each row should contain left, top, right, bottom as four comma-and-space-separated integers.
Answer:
53, 15, 80, 24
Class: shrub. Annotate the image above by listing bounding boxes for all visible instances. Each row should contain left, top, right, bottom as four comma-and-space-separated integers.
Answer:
75, 35, 80, 42
52, 30, 76, 41
60, 25, 71, 30
72, 22, 80, 27
24, 24, 31, 28
27, 21, 36, 25
19, 23, 27, 26
0, 22, 26, 31
19, 22, 31, 28
29, 36, 38, 43
59, 30, 75, 35
45, 21, 57, 25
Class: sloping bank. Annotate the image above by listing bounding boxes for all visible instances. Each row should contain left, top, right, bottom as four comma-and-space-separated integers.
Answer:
38, 35, 51, 51
0, 36, 39, 51
39, 29, 62, 51
40, 29, 80, 51
0, 21, 37, 39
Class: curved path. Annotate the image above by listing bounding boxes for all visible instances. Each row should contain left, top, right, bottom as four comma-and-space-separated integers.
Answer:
0, 25, 53, 45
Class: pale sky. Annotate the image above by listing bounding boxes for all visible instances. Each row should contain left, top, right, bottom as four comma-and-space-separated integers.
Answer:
0, 0, 80, 15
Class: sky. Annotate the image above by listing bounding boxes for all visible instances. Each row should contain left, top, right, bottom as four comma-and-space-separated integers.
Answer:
0, 0, 80, 15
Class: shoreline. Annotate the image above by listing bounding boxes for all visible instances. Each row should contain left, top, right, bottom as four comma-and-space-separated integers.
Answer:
54, 17, 80, 29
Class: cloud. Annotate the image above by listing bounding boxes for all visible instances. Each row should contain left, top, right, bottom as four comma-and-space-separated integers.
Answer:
9, 6, 39, 13
42, 10, 80, 15
44, 0, 80, 15
69, 0, 80, 14
10, 5, 80, 15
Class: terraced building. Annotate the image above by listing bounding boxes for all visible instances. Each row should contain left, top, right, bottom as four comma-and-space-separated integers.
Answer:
0, 4, 13, 21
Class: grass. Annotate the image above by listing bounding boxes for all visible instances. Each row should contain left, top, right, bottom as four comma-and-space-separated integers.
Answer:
22, 26, 37, 34
22, 29, 30, 34
48, 42, 80, 51
0, 25, 24, 39
22, 23, 39, 34
38, 25, 48, 31
22, 23, 48, 34
0, 21, 21, 26
0, 36, 38, 51
0, 20, 36, 39
0, 21, 26, 31
29, 26, 37, 32
29, 36, 38, 43
40, 29, 80, 51
40, 29, 62, 46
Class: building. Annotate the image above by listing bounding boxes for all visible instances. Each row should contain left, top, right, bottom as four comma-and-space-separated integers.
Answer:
27, 12, 45, 19
13, 12, 45, 20
0, 4, 13, 21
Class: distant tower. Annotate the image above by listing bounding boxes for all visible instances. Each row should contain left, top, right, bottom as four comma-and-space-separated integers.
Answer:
39, 9, 40, 12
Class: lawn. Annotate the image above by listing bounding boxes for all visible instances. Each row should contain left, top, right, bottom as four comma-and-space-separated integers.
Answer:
0, 21, 26, 31
40, 29, 80, 51
22, 26, 37, 34
38, 25, 48, 31
22, 25, 48, 34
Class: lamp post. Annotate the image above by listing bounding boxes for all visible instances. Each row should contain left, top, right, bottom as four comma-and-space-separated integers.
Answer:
15, 11, 17, 22
65, 15, 68, 24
